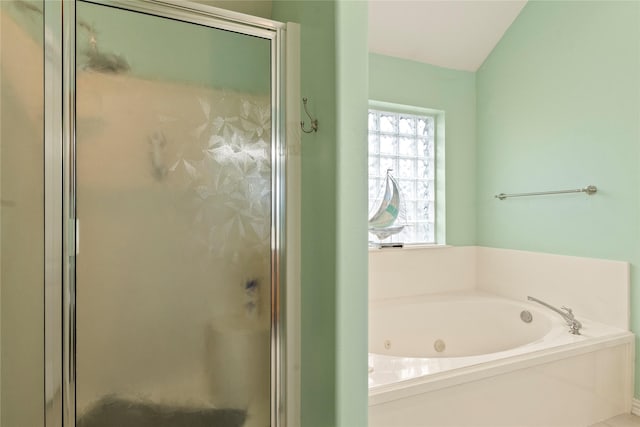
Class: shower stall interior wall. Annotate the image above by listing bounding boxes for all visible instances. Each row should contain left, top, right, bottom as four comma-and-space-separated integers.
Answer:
1, 1, 298, 426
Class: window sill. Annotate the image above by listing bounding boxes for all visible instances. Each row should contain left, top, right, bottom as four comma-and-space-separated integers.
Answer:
368, 243, 451, 252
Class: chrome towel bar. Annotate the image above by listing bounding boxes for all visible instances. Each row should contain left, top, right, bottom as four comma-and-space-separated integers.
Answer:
495, 185, 597, 200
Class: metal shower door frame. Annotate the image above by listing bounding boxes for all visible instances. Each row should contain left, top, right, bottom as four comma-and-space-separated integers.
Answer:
44, 1, 287, 426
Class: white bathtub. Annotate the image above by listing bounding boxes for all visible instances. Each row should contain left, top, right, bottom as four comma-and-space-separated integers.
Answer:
368, 291, 634, 427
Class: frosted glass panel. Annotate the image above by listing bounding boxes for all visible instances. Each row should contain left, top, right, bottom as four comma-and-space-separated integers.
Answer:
75, 3, 272, 426
0, 1, 45, 426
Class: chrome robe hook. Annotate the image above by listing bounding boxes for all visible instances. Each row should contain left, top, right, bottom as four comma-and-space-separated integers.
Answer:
300, 97, 318, 133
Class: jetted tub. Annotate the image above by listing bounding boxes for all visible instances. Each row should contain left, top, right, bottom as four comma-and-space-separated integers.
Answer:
368, 291, 634, 427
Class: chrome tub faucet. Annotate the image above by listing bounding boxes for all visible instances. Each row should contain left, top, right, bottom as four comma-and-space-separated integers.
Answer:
527, 296, 582, 335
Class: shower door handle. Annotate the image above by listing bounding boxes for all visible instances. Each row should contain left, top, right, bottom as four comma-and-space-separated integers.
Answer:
74, 218, 79, 255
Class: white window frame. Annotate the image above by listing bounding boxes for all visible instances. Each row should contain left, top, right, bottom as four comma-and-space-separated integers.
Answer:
368, 100, 446, 246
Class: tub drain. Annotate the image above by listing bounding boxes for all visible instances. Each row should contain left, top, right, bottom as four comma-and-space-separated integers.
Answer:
384, 340, 391, 350
433, 339, 446, 353
520, 310, 533, 323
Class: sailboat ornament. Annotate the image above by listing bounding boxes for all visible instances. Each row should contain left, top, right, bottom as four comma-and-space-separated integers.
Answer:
368, 169, 406, 241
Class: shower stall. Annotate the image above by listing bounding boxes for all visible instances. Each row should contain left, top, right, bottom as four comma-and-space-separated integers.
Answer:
1, 1, 299, 426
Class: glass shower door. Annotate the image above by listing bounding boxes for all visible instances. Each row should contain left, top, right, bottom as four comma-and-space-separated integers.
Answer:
73, 2, 276, 426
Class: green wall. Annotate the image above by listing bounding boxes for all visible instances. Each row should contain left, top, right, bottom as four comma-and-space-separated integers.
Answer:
335, 2, 368, 425
476, 0, 640, 394
272, 1, 368, 426
369, 53, 476, 245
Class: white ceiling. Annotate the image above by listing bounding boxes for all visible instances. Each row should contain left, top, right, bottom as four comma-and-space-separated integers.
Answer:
191, 0, 526, 73
369, 0, 528, 72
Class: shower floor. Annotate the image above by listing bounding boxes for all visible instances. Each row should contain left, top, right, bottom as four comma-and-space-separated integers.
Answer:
76, 396, 246, 427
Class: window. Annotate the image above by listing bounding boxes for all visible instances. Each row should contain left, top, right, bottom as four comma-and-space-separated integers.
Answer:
368, 107, 440, 245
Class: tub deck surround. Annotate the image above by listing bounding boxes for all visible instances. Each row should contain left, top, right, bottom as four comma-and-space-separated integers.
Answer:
368, 247, 632, 425
369, 246, 630, 328
368, 291, 634, 426
368, 245, 476, 300
369, 339, 634, 427
369, 291, 631, 395
476, 247, 630, 330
